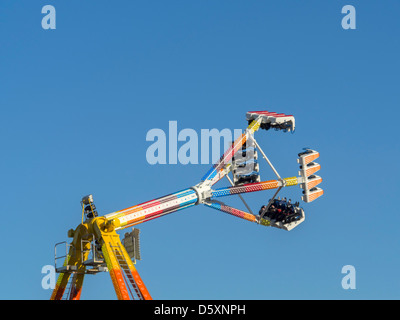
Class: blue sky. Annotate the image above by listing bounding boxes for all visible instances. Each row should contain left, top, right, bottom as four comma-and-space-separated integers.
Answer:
0, 1, 399, 299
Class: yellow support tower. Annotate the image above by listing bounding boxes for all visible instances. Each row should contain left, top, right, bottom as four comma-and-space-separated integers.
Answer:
94, 217, 151, 300
51, 215, 152, 300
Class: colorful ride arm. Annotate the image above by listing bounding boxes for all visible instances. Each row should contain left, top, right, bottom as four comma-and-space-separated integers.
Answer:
104, 175, 303, 233
105, 188, 199, 231
201, 117, 262, 185
104, 111, 316, 232
210, 177, 298, 198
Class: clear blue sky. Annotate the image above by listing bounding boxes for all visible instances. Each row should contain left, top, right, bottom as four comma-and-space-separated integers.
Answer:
0, 1, 399, 300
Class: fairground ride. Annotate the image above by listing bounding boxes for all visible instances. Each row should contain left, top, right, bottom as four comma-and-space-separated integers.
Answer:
50, 110, 323, 300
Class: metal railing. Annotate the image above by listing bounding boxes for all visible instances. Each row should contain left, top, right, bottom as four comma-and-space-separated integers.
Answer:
54, 241, 75, 272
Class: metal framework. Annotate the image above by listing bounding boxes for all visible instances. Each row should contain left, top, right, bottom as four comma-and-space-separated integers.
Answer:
50, 110, 323, 300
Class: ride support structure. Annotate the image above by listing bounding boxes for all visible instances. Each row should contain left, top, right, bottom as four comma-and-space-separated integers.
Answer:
50, 110, 324, 300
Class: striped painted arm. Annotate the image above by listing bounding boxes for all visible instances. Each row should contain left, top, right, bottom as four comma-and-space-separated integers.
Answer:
105, 188, 198, 230
203, 200, 259, 223
201, 117, 262, 184
211, 177, 299, 198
